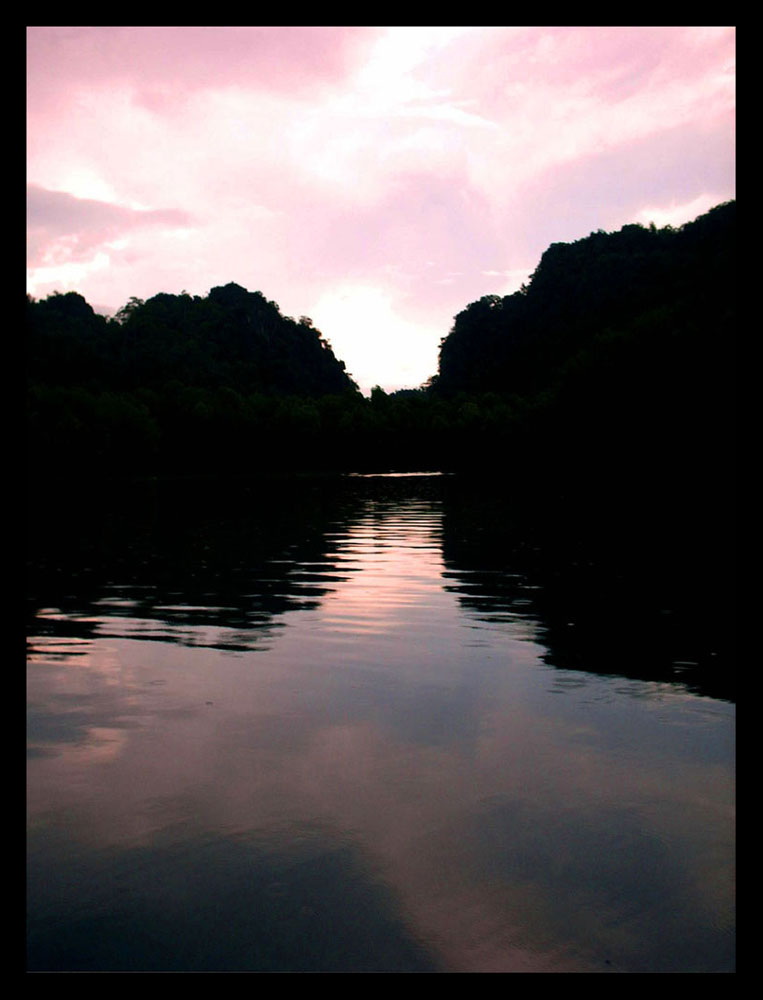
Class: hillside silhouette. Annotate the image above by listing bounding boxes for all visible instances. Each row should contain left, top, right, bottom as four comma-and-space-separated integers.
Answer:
27, 282, 365, 474
28, 282, 356, 398
434, 201, 735, 485
27, 201, 734, 482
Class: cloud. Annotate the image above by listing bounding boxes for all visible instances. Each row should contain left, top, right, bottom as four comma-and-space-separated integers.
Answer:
27, 184, 194, 267
27, 26, 381, 112
415, 26, 734, 202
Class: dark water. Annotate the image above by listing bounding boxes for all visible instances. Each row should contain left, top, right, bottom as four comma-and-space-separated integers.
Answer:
26, 473, 734, 972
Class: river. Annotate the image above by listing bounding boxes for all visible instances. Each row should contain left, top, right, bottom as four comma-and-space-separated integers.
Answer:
26, 472, 735, 972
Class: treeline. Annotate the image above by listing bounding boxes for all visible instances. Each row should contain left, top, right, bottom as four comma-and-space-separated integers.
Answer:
27, 282, 365, 475
436, 201, 736, 492
27, 202, 735, 489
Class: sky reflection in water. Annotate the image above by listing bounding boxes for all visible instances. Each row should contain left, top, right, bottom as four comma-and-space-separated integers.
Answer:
27, 475, 734, 972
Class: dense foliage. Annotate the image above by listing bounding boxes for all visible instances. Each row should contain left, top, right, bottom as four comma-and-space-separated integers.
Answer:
435, 201, 735, 485
28, 282, 356, 397
27, 202, 734, 490
27, 282, 364, 474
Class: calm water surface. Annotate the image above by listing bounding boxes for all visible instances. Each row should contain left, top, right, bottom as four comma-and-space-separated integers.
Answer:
27, 474, 734, 972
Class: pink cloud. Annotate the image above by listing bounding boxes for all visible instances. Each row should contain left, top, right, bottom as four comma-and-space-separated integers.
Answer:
424, 26, 733, 112
27, 26, 380, 111
27, 184, 194, 267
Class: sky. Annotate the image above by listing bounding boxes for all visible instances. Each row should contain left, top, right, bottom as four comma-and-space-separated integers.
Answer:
27, 26, 735, 393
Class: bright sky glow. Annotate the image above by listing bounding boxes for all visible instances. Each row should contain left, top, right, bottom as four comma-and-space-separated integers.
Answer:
27, 26, 735, 393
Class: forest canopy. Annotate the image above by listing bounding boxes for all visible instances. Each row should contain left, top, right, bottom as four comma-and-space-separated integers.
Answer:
28, 281, 357, 398
27, 201, 734, 486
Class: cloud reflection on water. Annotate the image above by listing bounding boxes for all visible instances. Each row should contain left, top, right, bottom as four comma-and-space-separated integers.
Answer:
27, 476, 734, 972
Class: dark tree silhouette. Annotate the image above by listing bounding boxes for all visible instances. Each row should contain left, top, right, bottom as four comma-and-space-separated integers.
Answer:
27, 202, 734, 483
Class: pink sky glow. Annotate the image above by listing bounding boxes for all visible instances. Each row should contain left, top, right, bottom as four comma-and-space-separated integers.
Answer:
27, 26, 735, 392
